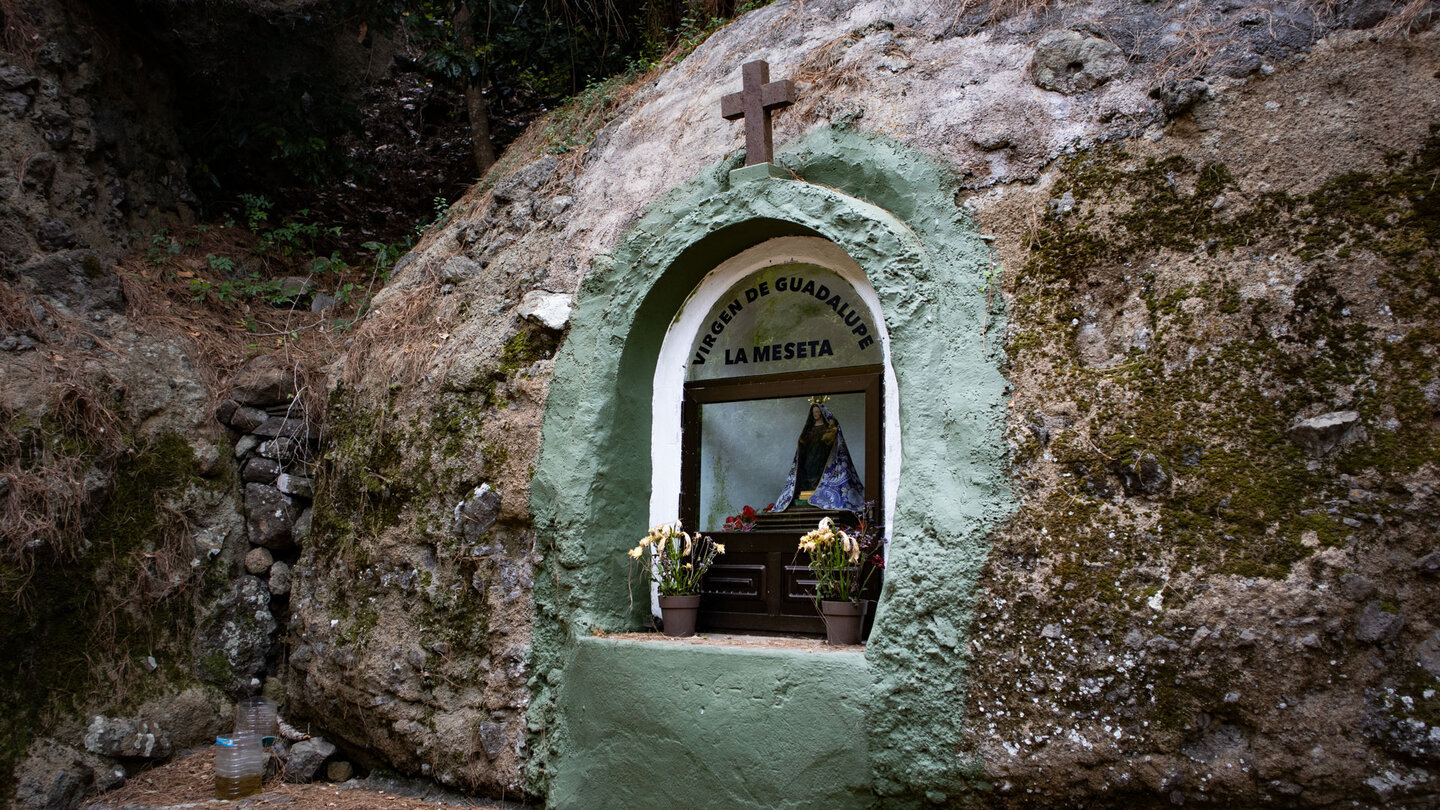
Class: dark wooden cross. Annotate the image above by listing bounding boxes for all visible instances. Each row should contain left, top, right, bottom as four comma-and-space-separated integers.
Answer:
721, 60, 794, 166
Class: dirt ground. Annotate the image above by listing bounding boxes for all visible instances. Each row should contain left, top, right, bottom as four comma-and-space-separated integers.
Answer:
82, 750, 528, 809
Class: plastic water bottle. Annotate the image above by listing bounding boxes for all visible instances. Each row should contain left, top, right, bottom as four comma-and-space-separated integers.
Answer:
214, 733, 263, 800
235, 697, 278, 746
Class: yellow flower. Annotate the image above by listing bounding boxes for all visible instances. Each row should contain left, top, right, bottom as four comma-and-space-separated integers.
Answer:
628, 546, 643, 559
683, 562, 693, 570
714, 543, 726, 554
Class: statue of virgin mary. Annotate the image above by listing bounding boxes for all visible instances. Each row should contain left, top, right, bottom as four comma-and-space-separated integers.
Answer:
774, 401, 864, 512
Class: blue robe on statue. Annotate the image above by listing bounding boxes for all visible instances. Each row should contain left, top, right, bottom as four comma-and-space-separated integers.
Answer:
774, 403, 864, 512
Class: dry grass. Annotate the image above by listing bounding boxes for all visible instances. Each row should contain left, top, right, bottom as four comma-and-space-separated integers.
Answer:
1, 279, 128, 605
1374, 0, 1437, 36
0, 0, 41, 68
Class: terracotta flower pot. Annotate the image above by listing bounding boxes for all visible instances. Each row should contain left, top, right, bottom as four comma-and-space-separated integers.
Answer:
819, 599, 867, 645
658, 594, 701, 637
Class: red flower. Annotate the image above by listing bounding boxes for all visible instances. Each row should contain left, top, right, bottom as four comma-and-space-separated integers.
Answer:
872, 553, 885, 569
742, 505, 756, 519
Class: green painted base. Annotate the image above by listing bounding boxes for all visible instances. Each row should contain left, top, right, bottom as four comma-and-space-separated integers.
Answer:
729, 162, 790, 184
549, 637, 872, 809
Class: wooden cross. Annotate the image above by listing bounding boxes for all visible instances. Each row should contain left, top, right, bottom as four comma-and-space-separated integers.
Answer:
721, 60, 794, 166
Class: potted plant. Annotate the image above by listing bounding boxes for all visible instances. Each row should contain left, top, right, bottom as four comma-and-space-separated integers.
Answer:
628, 522, 725, 637
797, 507, 884, 645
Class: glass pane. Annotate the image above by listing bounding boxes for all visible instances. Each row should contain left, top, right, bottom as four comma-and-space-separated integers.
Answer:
698, 393, 867, 532
686, 263, 882, 381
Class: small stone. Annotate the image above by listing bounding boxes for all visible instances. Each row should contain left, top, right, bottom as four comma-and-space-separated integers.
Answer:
268, 561, 292, 596
257, 437, 300, 463
1030, 30, 1127, 95
1149, 78, 1209, 117
478, 721, 507, 761
971, 129, 1012, 151
84, 716, 172, 759
1354, 600, 1403, 644
1415, 550, 1440, 577
252, 417, 320, 442
326, 760, 354, 782
1415, 633, 1440, 679
1287, 410, 1363, 456
36, 219, 79, 250
283, 737, 336, 783
244, 484, 297, 550
1124, 629, 1146, 649
215, 399, 239, 425
242, 456, 281, 483
231, 355, 299, 407
1040, 623, 1063, 639
440, 256, 481, 284
517, 290, 573, 331
274, 276, 315, 304
1340, 572, 1375, 601
453, 484, 502, 544
292, 509, 313, 546
1299, 633, 1321, 648
310, 293, 338, 313
276, 473, 313, 499
193, 442, 223, 477
491, 155, 560, 203
234, 434, 261, 458
244, 547, 274, 575
1223, 692, 1241, 704
228, 405, 270, 432
1115, 453, 1170, 497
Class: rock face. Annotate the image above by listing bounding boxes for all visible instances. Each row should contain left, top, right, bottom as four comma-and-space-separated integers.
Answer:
4, 0, 1428, 806
281, 3, 1440, 805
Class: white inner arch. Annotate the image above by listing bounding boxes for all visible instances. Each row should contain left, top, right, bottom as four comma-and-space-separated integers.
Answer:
650, 235, 901, 552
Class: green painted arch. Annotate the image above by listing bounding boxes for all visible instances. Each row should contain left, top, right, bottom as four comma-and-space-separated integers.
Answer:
528, 129, 1014, 805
